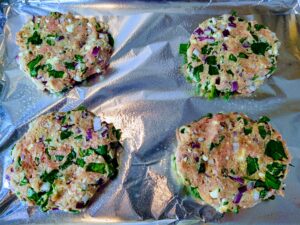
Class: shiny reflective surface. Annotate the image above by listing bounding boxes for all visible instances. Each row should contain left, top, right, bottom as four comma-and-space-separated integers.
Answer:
0, 1, 300, 224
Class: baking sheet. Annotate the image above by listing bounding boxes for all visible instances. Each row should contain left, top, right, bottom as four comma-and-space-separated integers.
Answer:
1, 1, 300, 224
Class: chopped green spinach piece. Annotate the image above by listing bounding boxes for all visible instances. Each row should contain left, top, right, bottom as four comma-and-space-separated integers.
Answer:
254, 24, 266, 31
258, 116, 270, 123
229, 54, 237, 62
27, 31, 42, 45
251, 42, 270, 55
265, 171, 281, 190
206, 56, 217, 65
208, 65, 219, 75
86, 162, 106, 174
40, 169, 59, 184
60, 130, 73, 140
179, 43, 189, 55
265, 140, 287, 160
27, 55, 43, 77
244, 127, 252, 135
74, 135, 83, 140
20, 176, 29, 186
75, 158, 86, 168
79, 148, 94, 157
27, 188, 39, 202
238, 52, 249, 59
48, 69, 64, 78
64, 62, 75, 70
75, 55, 84, 63
267, 162, 286, 177
258, 125, 269, 139
189, 186, 202, 200
94, 145, 108, 155
55, 155, 64, 161
201, 44, 213, 55
226, 69, 234, 76
246, 156, 259, 176
59, 150, 76, 170
259, 189, 267, 199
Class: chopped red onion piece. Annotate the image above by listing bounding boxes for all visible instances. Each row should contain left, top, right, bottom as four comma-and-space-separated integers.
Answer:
222, 43, 228, 50
229, 175, 244, 185
242, 41, 250, 48
56, 36, 64, 41
197, 36, 215, 42
191, 142, 200, 148
32, 16, 35, 23
86, 128, 93, 141
232, 81, 238, 92
222, 29, 230, 37
233, 191, 243, 204
228, 16, 235, 23
238, 185, 247, 193
228, 23, 237, 28
215, 77, 220, 85
193, 27, 204, 36
92, 46, 100, 57
233, 185, 247, 204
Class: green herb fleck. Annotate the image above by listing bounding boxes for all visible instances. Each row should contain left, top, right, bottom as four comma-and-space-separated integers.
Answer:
239, 37, 247, 44
210, 135, 225, 151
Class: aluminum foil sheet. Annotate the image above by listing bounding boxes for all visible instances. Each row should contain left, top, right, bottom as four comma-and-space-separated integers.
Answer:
1, 1, 300, 224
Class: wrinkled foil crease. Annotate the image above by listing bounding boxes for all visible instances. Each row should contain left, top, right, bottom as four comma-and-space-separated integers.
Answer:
0, 1, 300, 224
